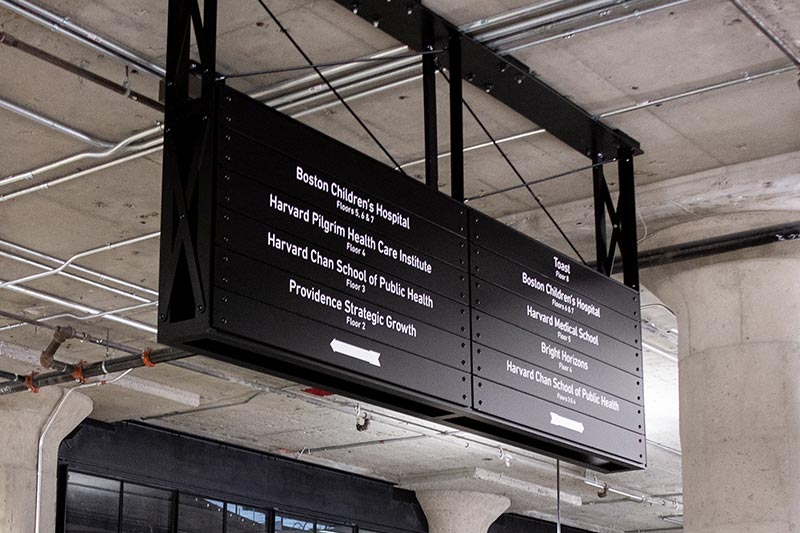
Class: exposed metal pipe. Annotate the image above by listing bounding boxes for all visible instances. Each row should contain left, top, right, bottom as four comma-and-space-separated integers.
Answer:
0, 249, 152, 303
584, 479, 683, 509
478, 0, 622, 44
643, 342, 678, 363
0, 125, 163, 189
459, 0, 577, 34
0, 31, 164, 111
634, 220, 800, 269
0, 141, 163, 202
290, 74, 424, 119
0, 302, 157, 333
0, 232, 159, 290
0, 239, 157, 297
0, 369, 20, 381
729, 0, 800, 68
272, 63, 422, 112
598, 64, 796, 118
0, 250, 150, 302
0, 346, 188, 395
253, 46, 413, 102
38, 325, 76, 371
413, 63, 794, 179
0, 283, 157, 334
401, 129, 548, 170
0, 310, 146, 355
498, 0, 695, 54
0, 0, 165, 78
0, 96, 113, 149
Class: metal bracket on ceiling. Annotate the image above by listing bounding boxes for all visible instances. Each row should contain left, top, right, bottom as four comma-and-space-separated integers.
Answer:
336, 0, 642, 159
338, 0, 642, 289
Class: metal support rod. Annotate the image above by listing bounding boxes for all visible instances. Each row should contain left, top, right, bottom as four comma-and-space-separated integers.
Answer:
422, 18, 439, 190
729, 0, 800, 67
556, 460, 562, 533
0, 0, 166, 78
0, 96, 113, 149
0, 32, 164, 111
448, 34, 464, 202
617, 147, 639, 290
592, 153, 608, 273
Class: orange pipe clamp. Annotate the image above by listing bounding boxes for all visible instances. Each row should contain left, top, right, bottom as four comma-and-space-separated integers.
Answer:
142, 348, 156, 368
25, 372, 40, 393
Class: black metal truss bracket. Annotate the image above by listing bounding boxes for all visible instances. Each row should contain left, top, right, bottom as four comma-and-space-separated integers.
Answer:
335, 0, 642, 159
592, 147, 639, 290
158, 0, 218, 331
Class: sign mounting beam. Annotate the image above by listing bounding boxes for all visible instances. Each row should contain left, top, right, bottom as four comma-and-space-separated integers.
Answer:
335, 0, 642, 159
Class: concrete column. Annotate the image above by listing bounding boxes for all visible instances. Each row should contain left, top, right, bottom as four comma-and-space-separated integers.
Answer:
0, 387, 93, 533
417, 490, 510, 533
642, 215, 800, 533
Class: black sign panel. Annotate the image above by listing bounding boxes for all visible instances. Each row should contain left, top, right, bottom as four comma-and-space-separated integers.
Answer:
464, 206, 645, 470
473, 312, 641, 378
472, 281, 640, 371
473, 349, 642, 432
214, 291, 471, 406
217, 178, 469, 302
158, 83, 645, 473
473, 343, 642, 405
470, 210, 640, 320
214, 235, 469, 336
220, 89, 466, 236
474, 380, 646, 464
220, 132, 468, 265
215, 255, 468, 369
472, 245, 638, 343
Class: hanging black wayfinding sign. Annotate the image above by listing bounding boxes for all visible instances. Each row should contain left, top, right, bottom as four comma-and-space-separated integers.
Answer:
159, 82, 645, 472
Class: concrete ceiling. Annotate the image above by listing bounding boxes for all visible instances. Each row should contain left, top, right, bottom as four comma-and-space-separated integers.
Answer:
1, 0, 799, 531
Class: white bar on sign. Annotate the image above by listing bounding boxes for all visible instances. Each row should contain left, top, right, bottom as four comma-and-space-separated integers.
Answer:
330, 338, 382, 367
550, 412, 585, 434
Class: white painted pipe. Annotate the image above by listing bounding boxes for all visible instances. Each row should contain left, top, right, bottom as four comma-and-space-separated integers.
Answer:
0, 124, 162, 189
0, 249, 152, 303
1, 283, 157, 334
34, 369, 132, 533
0, 97, 113, 149
0, 238, 158, 297
0, 0, 164, 78
0, 232, 159, 289
0, 142, 163, 202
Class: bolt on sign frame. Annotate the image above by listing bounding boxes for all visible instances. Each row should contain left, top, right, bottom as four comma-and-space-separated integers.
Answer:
159, 0, 645, 471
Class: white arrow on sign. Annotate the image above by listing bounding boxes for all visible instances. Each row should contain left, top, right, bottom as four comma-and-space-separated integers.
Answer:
550, 412, 585, 434
330, 339, 381, 367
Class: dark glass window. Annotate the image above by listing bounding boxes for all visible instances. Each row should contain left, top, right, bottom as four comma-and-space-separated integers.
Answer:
275, 513, 314, 531
316, 520, 352, 533
64, 472, 121, 533
226, 502, 269, 532
178, 493, 224, 533
120, 482, 172, 533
